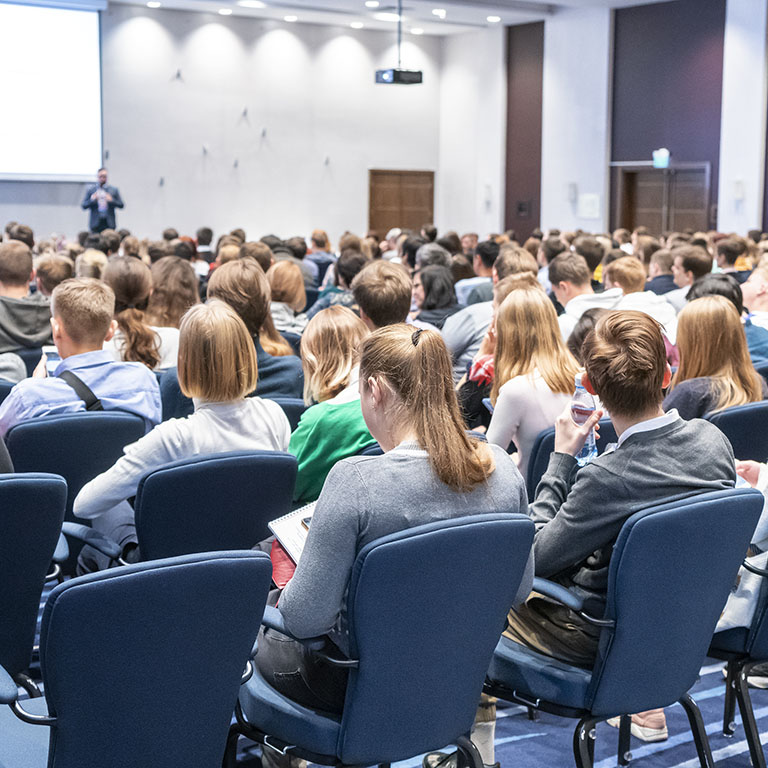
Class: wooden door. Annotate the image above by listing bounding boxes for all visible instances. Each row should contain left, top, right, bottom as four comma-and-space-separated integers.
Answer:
611, 164, 711, 233
369, 170, 434, 238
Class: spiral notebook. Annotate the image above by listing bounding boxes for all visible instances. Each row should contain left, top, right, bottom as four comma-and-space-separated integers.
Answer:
268, 501, 316, 564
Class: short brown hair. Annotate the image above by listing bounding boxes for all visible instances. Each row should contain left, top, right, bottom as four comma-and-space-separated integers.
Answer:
548, 252, 591, 287
604, 256, 646, 294
582, 310, 666, 417
267, 261, 306, 313
240, 241, 273, 273
8, 224, 34, 249
177, 300, 258, 401
0, 241, 33, 286
717, 237, 747, 266
634, 235, 661, 265
207, 258, 270, 335
494, 246, 538, 280
36, 255, 74, 295
51, 278, 115, 346
351, 260, 411, 327
650, 249, 674, 273
218, 244, 241, 265
673, 245, 712, 278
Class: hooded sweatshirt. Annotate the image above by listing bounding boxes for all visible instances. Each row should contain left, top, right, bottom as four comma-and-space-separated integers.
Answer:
0, 293, 52, 353
558, 287, 623, 341
615, 290, 678, 344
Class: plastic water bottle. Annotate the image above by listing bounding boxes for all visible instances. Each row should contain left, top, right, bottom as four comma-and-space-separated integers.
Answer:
571, 373, 597, 466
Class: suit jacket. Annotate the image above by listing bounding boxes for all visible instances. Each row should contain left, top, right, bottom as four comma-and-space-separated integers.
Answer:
81, 184, 124, 230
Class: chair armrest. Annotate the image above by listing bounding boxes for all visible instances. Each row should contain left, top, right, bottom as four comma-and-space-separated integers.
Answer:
61, 522, 122, 560
52, 533, 69, 564
0, 664, 18, 705
532, 577, 615, 629
260, 606, 353, 663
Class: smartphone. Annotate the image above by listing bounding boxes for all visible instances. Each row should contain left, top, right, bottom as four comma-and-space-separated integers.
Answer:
42, 345, 61, 377
301, 517, 312, 531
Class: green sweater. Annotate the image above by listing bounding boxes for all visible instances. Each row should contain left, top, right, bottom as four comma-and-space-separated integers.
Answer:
289, 398, 374, 503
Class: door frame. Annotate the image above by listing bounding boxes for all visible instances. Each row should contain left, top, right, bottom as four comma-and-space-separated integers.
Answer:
609, 161, 712, 232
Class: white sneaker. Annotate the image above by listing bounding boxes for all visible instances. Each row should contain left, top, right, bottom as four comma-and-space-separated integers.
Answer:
606, 709, 668, 743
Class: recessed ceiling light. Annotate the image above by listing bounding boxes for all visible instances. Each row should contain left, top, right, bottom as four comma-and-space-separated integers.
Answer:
364, 0, 379, 7
432, 8, 446, 19
284, 14, 297, 21
374, 11, 400, 21
218, 8, 232, 14
487, 15, 501, 23
146, 2, 161, 8
236, 0, 265, 7
411, 27, 423, 34
350, 21, 364, 28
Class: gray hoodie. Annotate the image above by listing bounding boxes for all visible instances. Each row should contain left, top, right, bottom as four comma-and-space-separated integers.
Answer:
0, 293, 52, 352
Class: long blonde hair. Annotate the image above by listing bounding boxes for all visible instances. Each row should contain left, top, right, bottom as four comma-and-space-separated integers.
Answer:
670, 295, 763, 413
259, 312, 294, 357
360, 324, 495, 491
300, 306, 369, 405
491, 284, 579, 404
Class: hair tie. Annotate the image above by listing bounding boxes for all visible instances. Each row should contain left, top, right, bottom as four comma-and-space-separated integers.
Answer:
411, 328, 423, 346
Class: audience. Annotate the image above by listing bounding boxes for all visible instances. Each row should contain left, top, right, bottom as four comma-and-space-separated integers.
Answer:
146, 256, 200, 329
74, 300, 290, 570
0, 278, 161, 437
663, 296, 767, 420
352, 260, 413, 331
645, 249, 676, 295
267, 261, 309, 334
289, 306, 374, 503
102, 257, 179, 370
35, 255, 74, 297
306, 249, 368, 319
667, 244, 713, 312
410, 264, 461, 330
454, 240, 498, 305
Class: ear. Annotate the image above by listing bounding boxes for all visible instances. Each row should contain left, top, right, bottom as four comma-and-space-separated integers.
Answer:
103, 319, 118, 343
50, 316, 61, 342
492, 267, 499, 285
662, 363, 672, 389
582, 372, 597, 396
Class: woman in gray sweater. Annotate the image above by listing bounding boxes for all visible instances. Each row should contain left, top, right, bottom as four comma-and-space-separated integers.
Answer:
256, 324, 531, 726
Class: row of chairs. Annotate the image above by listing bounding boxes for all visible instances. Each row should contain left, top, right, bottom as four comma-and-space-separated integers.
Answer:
0, 485, 765, 767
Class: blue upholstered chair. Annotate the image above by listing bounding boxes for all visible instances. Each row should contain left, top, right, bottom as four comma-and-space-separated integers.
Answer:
280, 331, 302, 356
0, 551, 273, 768
303, 287, 319, 313
754, 359, 768, 385
227, 513, 535, 768
484, 488, 762, 768
704, 401, 768, 461
11, 348, 42, 378
525, 418, 618, 502
710, 557, 768, 768
66, 450, 298, 564
0, 474, 67, 696
0, 378, 16, 405
269, 397, 307, 432
357, 442, 383, 456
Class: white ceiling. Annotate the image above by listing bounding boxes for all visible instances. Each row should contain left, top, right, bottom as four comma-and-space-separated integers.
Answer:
108, 0, 673, 35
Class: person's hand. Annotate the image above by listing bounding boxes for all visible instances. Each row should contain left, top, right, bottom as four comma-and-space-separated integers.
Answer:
90, 191, 98, 201
736, 460, 763, 488
477, 321, 497, 358
33, 354, 48, 379
553, 403, 603, 457
105, 192, 113, 203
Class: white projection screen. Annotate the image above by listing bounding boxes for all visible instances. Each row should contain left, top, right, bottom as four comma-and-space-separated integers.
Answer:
0, 2, 102, 180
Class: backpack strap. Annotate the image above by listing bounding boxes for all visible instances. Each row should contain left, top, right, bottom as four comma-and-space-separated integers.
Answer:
57, 370, 104, 412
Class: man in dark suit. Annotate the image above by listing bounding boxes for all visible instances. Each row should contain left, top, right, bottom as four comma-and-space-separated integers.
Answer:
81, 167, 124, 233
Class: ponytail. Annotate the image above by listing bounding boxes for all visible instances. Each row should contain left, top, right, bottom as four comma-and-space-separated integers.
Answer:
116, 307, 161, 369
361, 325, 495, 491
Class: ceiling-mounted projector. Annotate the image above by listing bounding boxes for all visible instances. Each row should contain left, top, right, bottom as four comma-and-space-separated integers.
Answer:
375, 68, 423, 84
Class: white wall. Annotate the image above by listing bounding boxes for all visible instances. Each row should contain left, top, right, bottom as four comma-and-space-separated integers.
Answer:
436, 26, 506, 238
0, 5, 443, 243
539, 7, 612, 232
717, 0, 768, 233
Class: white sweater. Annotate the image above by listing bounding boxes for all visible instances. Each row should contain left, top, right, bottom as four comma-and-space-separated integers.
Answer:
103, 326, 180, 370
73, 397, 291, 521
486, 370, 571, 478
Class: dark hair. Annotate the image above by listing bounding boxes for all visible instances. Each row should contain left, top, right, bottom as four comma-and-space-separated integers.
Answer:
717, 238, 747, 266
540, 236, 565, 264
8, 224, 33, 249
419, 265, 456, 310
77, 231, 89, 247
573, 236, 604, 272
196, 227, 213, 246
673, 245, 712, 279
117, 229, 131, 242
475, 240, 500, 270
240, 241, 273, 273
162, 228, 179, 242
450, 254, 475, 282
230, 228, 246, 243
748, 229, 762, 244
286, 236, 308, 260
260, 235, 283, 251
85, 233, 106, 253
436, 232, 461, 255
567, 308, 609, 364
336, 249, 369, 288
687, 272, 743, 314
100, 229, 120, 255
401, 236, 428, 270
146, 257, 199, 328
174, 240, 196, 261
147, 240, 170, 263
421, 223, 437, 242
351, 260, 412, 327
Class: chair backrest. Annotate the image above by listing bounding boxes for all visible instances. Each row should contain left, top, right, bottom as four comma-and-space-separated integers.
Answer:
6, 412, 146, 522
0, 473, 66, 676
587, 488, 762, 716
526, 418, 618, 502
357, 442, 383, 456
268, 397, 306, 432
303, 287, 319, 313
0, 378, 15, 406
12, 347, 42, 377
337, 513, 534, 764
135, 451, 297, 560
40, 551, 272, 768
754, 360, 768, 385
280, 331, 302, 356
705, 401, 768, 461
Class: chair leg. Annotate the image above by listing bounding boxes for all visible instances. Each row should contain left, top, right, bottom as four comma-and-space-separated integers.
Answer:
734, 663, 767, 768
572, 717, 598, 768
617, 715, 632, 766
456, 734, 483, 768
526, 706, 540, 722
222, 725, 240, 768
678, 693, 715, 768
723, 660, 739, 737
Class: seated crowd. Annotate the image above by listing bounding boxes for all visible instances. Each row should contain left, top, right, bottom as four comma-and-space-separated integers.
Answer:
3, 218, 768, 761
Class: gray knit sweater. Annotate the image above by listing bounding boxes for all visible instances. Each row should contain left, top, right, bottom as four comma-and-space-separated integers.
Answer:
279, 442, 531, 654
530, 416, 736, 615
